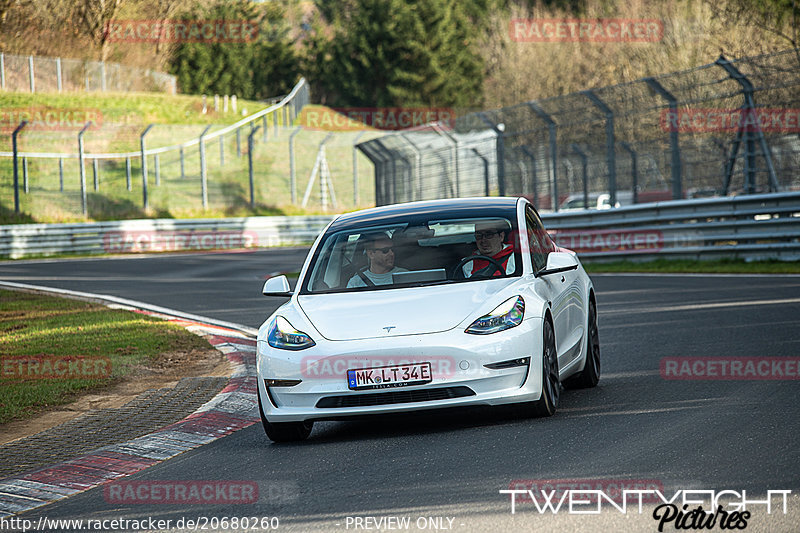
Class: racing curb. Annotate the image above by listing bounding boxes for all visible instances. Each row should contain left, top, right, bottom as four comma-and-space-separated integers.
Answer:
0, 282, 262, 517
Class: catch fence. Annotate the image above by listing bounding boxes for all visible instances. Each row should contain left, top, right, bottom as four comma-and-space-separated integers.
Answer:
358, 49, 800, 211
0, 52, 177, 94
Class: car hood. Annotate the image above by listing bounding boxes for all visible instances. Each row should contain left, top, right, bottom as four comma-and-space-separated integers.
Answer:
296, 281, 512, 341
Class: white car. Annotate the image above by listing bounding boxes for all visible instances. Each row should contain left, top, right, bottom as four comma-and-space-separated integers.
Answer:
256, 197, 600, 442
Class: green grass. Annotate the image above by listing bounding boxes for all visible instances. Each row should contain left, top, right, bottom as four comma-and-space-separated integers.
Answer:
0, 290, 210, 424
584, 258, 800, 274
0, 91, 267, 126
0, 101, 383, 224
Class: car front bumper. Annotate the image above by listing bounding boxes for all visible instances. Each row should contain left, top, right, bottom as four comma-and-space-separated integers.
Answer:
256, 319, 544, 422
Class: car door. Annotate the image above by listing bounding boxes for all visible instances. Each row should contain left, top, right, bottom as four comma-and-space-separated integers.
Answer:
526, 207, 570, 371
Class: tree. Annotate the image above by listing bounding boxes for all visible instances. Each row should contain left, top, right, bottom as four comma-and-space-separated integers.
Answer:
305, 0, 484, 108
71, 0, 126, 61
709, 0, 799, 55
169, 0, 300, 99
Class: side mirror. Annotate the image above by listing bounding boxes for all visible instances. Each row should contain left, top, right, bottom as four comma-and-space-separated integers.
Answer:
536, 252, 579, 277
262, 275, 293, 297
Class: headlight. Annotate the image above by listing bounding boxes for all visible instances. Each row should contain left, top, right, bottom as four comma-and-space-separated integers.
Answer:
465, 296, 524, 335
267, 316, 316, 350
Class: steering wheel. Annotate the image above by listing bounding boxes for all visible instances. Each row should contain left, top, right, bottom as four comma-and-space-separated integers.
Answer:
452, 255, 506, 279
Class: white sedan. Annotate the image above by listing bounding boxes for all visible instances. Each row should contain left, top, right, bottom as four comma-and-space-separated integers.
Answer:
257, 197, 600, 442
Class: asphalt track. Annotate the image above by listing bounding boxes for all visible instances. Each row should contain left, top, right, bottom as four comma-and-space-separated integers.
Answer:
1, 251, 800, 532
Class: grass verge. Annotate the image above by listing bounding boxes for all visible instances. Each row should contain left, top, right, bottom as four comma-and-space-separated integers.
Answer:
584, 258, 800, 274
0, 289, 210, 424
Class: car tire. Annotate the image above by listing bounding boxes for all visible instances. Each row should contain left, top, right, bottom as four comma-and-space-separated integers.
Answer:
257, 383, 313, 443
565, 299, 600, 389
524, 318, 559, 418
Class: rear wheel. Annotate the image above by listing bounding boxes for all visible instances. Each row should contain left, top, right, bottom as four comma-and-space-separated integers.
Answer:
525, 318, 559, 417
566, 299, 600, 389
257, 383, 313, 442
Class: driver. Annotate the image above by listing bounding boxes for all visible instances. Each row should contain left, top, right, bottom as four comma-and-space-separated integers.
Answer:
347, 233, 408, 287
462, 220, 515, 277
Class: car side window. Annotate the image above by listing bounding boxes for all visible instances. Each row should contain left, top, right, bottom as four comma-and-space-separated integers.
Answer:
525, 206, 548, 272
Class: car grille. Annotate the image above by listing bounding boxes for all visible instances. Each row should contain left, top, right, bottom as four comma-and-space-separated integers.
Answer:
315, 386, 476, 409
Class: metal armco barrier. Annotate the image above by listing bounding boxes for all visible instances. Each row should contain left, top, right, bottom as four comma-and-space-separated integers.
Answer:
0, 193, 798, 260
542, 191, 800, 261
0, 216, 334, 259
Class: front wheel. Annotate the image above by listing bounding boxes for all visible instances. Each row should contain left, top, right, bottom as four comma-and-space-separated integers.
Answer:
257, 383, 313, 442
522, 319, 560, 417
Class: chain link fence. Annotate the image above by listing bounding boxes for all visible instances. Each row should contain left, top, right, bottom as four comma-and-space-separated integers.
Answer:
0, 52, 177, 94
359, 49, 800, 211
0, 79, 388, 221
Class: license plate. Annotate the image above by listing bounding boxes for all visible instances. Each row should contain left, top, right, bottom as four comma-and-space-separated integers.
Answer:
347, 362, 432, 390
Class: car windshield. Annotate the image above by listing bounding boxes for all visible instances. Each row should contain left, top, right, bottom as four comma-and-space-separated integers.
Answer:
300, 216, 521, 294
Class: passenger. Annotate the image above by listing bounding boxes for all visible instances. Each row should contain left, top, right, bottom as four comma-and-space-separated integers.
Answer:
347, 233, 409, 287
463, 220, 515, 277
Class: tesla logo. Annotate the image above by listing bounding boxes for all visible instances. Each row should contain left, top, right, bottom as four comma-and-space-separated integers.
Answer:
383, 326, 396, 333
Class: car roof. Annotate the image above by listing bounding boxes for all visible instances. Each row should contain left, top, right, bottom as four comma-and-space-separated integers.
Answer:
327, 197, 522, 233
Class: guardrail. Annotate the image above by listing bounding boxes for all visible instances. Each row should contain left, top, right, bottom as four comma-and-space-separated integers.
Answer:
0, 216, 334, 259
1, 193, 798, 260
542, 191, 800, 261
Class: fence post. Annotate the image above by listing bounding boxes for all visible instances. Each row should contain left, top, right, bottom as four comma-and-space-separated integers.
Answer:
352, 131, 367, 204
262, 115, 268, 142
248, 126, 261, 208
620, 142, 638, 204
0, 53, 5, 90
125, 157, 131, 191
236, 128, 242, 157
219, 136, 225, 166
433, 124, 460, 197
521, 146, 538, 207
78, 122, 92, 216
59, 157, 64, 192
527, 103, 559, 212
140, 124, 155, 210
180, 146, 185, 178
571, 144, 589, 209
479, 113, 505, 196
23, 157, 29, 193
11, 122, 27, 213
56, 58, 62, 92
398, 133, 423, 202
101, 62, 107, 92
92, 158, 99, 191
289, 126, 302, 203
28, 55, 35, 93
199, 125, 212, 209
472, 149, 490, 196
644, 78, 682, 200
714, 56, 780, 194
582, 90, 616, 207
154, 154, 160, 186
274, 109, 279, 136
